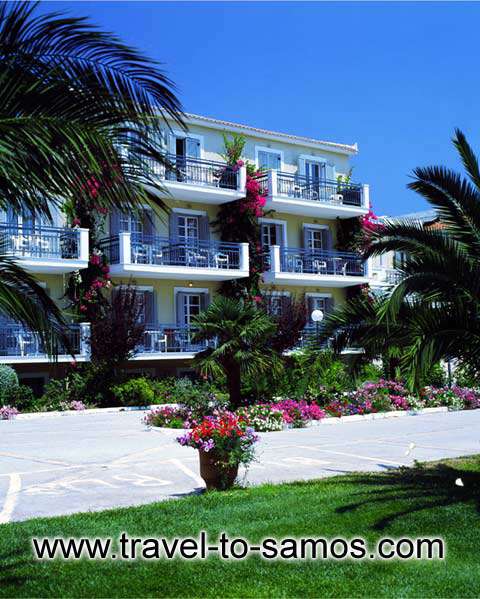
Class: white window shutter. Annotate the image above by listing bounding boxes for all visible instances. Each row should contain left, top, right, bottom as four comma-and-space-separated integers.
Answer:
298, 158, 306, 177
326, 162, 336, 182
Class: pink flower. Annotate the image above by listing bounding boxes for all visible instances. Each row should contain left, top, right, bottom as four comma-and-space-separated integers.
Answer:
90, 254, 101, 266
72, 217, 81, 227
79, 304, 87, 312
236, 159, 245, 167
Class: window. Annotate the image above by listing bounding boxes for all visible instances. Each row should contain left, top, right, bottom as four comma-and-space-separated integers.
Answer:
307, 296, 333, 322
119, 212, 144, 235
258, 149, 281, 171
177, 215, 199, 242
176, 290, 208, 326
183, 294, 201, 326
306, 229, 325, 251
261, 222, 284, 247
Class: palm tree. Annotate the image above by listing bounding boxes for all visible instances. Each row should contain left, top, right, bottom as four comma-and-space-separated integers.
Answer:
0, 2, 183, 352
322, 129, 480, 386
191, 297, 282, 409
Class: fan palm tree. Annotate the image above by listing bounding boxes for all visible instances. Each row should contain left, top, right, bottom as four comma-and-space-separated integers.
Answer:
322, 129, 480, 386
191, 297, 282, 409
0, 2, 183, 353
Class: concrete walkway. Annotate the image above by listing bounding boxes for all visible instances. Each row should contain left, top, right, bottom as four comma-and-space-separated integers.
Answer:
0, 409, 479, 523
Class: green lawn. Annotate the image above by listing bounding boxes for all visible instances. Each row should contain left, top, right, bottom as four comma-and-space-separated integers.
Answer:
1, 456, 480, 598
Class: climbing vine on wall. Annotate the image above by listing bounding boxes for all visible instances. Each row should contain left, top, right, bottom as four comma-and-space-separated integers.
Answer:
63, 166, 118, 320
212, 133, 269, 300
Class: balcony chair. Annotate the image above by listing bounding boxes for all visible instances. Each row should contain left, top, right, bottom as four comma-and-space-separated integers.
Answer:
329, 193, 344, 204
186, 247, 209, 268
285, 254, 303, 273
132, 244, 150, 264
17, 332, 38, 357
312, 259, 328, 274
212, 251, 229, 269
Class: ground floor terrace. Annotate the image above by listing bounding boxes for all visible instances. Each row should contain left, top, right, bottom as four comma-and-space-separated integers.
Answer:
1, 409, 478, 523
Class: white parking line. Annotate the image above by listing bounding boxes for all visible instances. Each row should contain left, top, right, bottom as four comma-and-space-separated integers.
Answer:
0, 473, 21, 524
169, 458, 204, 487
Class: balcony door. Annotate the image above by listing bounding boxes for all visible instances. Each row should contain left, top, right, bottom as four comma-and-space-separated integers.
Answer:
305, 161, 326, 183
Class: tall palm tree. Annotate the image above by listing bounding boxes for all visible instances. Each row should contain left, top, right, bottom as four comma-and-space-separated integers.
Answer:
322, 129, 480, 386
0, 2, 184, 353
191, 297, 282, 409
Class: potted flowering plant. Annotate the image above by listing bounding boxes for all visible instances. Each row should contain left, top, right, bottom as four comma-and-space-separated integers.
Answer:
177, 412, 258, 490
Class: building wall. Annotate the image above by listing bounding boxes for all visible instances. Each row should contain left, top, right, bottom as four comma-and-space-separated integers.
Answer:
2, 114, 367, 383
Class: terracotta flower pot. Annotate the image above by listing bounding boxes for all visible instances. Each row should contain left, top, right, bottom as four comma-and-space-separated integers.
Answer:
198, 449, 239, 490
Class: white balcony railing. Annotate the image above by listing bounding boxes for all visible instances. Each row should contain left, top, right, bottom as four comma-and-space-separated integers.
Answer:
0, 323, 91, 363
264, 245, 370, 287
257, 170, 370, 217
133, 325, 214, 359
0, 224, 89, 273
146, 155, 247, 204
99, 234, 249, 281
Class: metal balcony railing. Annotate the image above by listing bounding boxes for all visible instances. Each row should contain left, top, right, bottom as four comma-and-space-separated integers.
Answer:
0, 323, 88, 359
97, 236, 120, 264
275, 172, 364, 207
155, 154, 239, 190
100, 234, 243, 270
0, 224, 80, 259
130, 235, 241, 269
280, 248, 366, 277
137, 325, 214, 354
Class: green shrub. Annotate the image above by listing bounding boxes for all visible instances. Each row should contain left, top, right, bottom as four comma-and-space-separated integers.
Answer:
3, 384, 36, 412
111, 377, 154, 406
38, 368, 103, 412
171, 378, 229, 418
0, 364, 19, 405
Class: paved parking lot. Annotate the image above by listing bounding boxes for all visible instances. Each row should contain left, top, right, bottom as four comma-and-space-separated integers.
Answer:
1, 409, 479, 523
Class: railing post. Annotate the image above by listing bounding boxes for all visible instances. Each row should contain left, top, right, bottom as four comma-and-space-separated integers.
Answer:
79, 322, 91, 359
364, 256, 373, 279
362, 183, 370, 209
238, 165, 247, 194
270, 244, 280, 273
268, 169, 277, 197
239, 242, 249, 272
78, 228, 89, 261
119, 232, 131, 265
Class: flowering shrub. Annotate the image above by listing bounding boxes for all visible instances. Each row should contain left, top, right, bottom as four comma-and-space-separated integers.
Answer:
420, 386, 480, 410
177, 412, 258, 468
237, 404, 284, 432
144, 405, 192, 429
69, 400, 86, 411
0, 405, 18, 420
270, 399, 325, 427
324, 397, 374, 417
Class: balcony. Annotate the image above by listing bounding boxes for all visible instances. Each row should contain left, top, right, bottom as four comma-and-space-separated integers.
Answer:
147, 154, 247, 204
371, 267, 403, 287
260, 171, 369, 218
132, 325, 213, 360
100, 233, 249, 281
263, 245, 370, 287
0, 323, 91, 364
0, 224, 89, 273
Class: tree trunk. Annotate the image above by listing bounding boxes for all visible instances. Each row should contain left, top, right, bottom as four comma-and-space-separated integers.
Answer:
226, 361, 242, 410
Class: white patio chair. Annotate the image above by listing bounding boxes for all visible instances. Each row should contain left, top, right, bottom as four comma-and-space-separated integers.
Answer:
213, 252, 229, 269
312, 259, 328, 274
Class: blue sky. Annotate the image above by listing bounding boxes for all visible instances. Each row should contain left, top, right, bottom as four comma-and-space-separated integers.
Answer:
42, 1, 480, 215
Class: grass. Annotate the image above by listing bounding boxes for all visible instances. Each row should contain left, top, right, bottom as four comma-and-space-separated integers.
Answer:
1, 455, 480, 598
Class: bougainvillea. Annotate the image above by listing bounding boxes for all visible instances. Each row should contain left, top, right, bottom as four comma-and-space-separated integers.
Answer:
63, 165, 120, 320
213, 134, 269, 299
